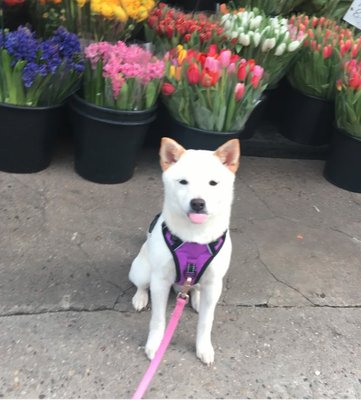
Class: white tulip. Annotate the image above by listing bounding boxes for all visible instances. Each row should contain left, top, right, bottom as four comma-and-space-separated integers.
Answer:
253, 32, 261, 47
250, 15, 263, 29
288, 40, 301, 52
224, 20, 231, 31
239, 33, 251, 46
275, 42, 286, 56
261, 37, 276, 52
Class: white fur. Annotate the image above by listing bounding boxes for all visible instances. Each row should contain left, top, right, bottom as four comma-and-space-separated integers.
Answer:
129, 138, 239, 365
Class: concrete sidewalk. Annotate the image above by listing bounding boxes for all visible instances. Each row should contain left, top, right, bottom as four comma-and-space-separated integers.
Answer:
0, 140, 361, 398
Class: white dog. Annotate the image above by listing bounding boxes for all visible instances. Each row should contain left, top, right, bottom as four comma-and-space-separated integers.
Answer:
129, 137, 240, 365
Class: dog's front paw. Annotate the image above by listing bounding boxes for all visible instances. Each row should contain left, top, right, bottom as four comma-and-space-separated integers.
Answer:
132, 289, 149, 311
197, 343, 215, 366
145, 345, 157, 360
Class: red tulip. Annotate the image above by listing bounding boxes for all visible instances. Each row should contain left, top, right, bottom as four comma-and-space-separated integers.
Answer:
322, 45, 332, 59
237, 59, 247, 81
352, 43, 360, 58
247, 59, 256, 72
161, 83, 176, 96
349, 71, 360, 90
187, 63, 200, 85
200, 69, 219, 87
207, 44, 218, 57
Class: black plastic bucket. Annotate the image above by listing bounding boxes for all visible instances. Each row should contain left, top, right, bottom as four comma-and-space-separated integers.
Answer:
324, 126, 361, 193
278, 82, 335, 146
0, 102, 63, 173
166, 117, 242, 151
69, 95, 156, 184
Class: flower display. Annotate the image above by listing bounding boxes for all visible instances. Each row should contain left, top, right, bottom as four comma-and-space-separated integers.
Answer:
220, 7, 305, 86
287, 15, 361, 100
335, 59, 361, 138
145, 2, 227, 54
301, 0, 352, 21
161, 45, 267, 132
83, 41, 165, 110
223, 0, 304, 16
0, 26, 84, 106
77, 0, 155, 41
30, 0, 78, 36
31, 0, 155, 40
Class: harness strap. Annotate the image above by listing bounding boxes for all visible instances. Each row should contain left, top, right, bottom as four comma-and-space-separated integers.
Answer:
162, 222, 226, 285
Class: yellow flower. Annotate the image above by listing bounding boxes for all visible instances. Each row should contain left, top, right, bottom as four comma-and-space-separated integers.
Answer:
135, 6, 148, 21
114, 5, 128, 22
177, 49, 187, 65
76, 0, 87, 7
101, 2, 114, 18
91, 0, 101, 14
169, 65, 176, 78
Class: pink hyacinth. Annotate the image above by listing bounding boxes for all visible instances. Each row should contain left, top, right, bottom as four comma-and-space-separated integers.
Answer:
85, 41, 165, 100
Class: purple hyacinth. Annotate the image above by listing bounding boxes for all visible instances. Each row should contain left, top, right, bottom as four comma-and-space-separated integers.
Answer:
50, 27, 84, 73
0, 26, 84, 105
3, 27, 38, 66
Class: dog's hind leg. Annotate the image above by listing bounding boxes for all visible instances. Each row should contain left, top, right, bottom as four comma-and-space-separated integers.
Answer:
129, 242, 151, 311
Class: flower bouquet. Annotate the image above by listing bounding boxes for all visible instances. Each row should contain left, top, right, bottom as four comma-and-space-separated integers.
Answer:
0, 26, 84, 106
31, 0, 155, 41
82, 41, 165, 110
336, 59, 361, 139
76, 0, 156, 42
223, 0, 304, 16
161, 45, 267, 132
300, 0, 352, 21
287, 15, 359, 100
324, 57, 361, 193
145, 2, 226, 54
220, 7, 305, 86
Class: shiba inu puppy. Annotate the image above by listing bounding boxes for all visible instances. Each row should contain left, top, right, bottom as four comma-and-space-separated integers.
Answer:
129, 137, 240, 365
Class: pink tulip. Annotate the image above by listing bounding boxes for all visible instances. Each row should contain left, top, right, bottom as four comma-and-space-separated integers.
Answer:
234, 83, 245, 101
250, 65, 264, 89
204, 56, 221, 74
227, 62, 236, 74
219, 50, 232, 68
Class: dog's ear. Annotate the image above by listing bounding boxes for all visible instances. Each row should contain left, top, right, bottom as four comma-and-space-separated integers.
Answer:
159, 137, 186, 171
214, 139, 240, 173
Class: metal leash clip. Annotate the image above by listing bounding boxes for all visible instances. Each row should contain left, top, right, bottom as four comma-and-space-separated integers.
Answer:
177, 276, 193, 303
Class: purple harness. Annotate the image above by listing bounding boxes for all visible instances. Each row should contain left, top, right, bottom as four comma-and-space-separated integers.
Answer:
162, 222, 226, 285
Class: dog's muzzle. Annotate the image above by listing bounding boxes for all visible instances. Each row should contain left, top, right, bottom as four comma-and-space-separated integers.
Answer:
188, 198, 208, 224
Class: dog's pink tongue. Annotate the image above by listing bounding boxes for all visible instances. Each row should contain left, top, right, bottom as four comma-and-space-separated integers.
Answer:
188, 213, 208, 224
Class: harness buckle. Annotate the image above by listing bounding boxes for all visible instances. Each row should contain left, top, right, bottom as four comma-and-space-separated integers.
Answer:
177, 277, 193, 303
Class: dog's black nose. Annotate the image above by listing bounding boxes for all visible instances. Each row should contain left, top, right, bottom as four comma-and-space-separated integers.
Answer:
190, 198, 206, 213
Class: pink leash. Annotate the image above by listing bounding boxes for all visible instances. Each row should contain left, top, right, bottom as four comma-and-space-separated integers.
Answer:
132, 278, 192, 399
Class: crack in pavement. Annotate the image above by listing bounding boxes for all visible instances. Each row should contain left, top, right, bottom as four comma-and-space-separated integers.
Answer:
254, 244, 316, 306
1, 303, 361, 319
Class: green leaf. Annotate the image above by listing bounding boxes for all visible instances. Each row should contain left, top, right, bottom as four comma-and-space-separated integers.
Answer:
145, 81, 157, 109
116, 82, 129, 110
193, 101, 215, 130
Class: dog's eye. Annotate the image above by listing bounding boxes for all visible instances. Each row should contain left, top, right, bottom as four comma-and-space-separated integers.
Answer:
209, 180, 218, 186
179, 179, 188, 185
